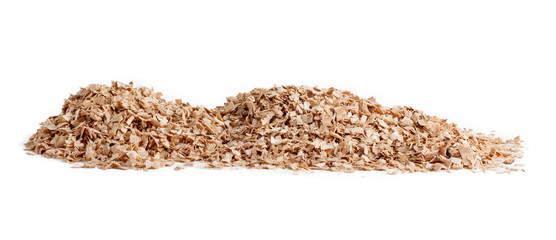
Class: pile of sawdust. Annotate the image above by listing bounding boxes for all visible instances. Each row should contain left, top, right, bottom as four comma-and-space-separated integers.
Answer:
25, 82, 223, 169
26, 82, 523, 173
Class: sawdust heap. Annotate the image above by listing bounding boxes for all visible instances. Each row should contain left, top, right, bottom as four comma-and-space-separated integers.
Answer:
26, 82, 523, 173
25, 82, 223, 169
215, 86, 523, 172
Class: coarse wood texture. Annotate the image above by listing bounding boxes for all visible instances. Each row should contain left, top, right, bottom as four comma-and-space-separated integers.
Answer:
26, 82, 523, 172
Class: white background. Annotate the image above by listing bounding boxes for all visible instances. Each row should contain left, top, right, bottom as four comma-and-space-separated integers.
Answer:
1, 1, 554, 239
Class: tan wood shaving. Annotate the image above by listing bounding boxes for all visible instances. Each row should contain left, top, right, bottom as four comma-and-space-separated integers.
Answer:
26, 82, 524, 172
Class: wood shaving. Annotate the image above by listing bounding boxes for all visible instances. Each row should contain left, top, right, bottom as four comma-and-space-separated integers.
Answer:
26, 82, 524, 172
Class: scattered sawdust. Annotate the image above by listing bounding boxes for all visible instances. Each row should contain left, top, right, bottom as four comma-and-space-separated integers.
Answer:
25, 82, 524, 172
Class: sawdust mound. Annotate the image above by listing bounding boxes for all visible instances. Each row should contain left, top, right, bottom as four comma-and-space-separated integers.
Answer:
26, 82, 523, 172
215, 86, 523, 172
25, 82, 223, 169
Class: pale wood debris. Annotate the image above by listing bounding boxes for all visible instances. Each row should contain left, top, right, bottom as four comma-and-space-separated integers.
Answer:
26, 82, 223, 169
26, 82, 524, 172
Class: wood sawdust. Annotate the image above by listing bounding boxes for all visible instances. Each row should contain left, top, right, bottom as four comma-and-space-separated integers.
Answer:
26, 82, 524, 172
25, 82, 222, 169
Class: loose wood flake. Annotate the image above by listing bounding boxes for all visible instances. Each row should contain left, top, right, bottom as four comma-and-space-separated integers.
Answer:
26, 82, 524, 172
